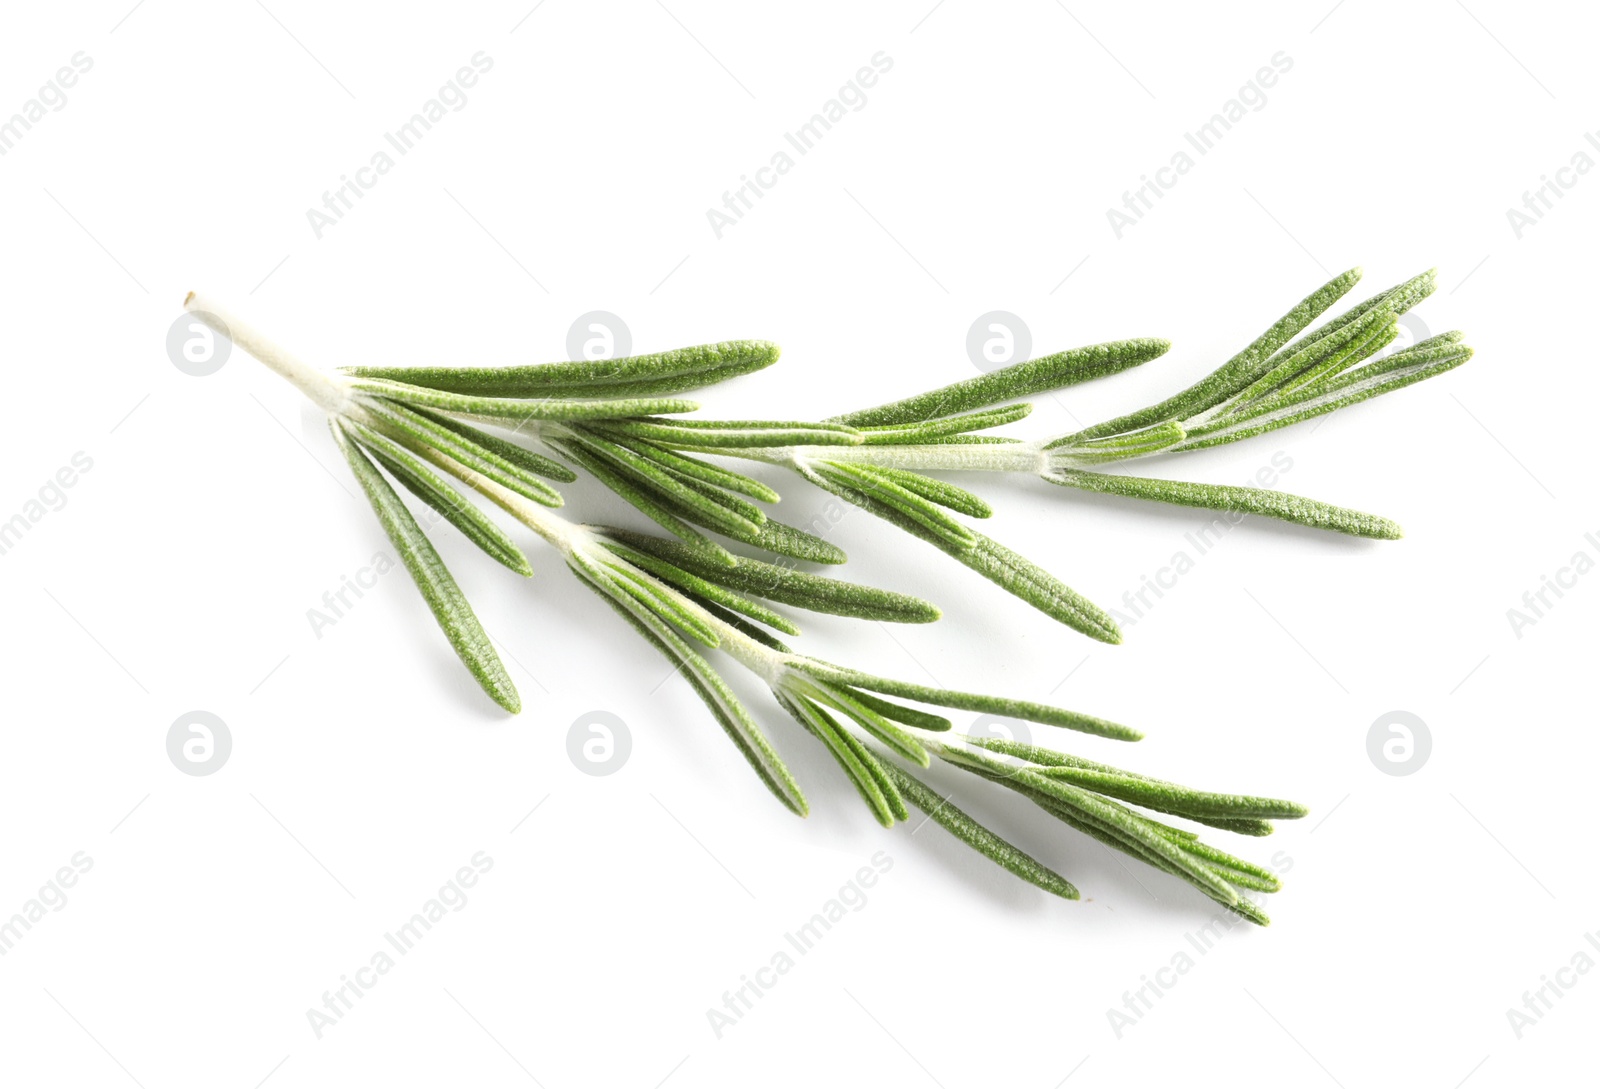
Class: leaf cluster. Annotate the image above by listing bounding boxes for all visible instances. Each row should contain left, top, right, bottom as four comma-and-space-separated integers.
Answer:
211, 267, 1472, 922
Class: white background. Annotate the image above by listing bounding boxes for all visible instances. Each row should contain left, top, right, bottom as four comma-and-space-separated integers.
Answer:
0, 1, 1594, 1085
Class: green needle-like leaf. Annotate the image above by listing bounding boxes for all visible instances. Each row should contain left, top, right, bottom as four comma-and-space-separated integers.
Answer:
741, 517, 849, 565
342, 340, 782, 398
969, 739, 1308, 823
983, 743, 1294, 844
917, 434, 1024, 446
833, 339, 1172, 427
858, 403, 1034, 445
1253, 337, 1473, 418
856, 465, 992, 518
353, 380, 699, 422
1060, 420, 1187, 462
998, 767, 1243, 906
790, 675, 930, 766
879, 761, 1079, 900
1311, 330, 1464, 389
796, 661, 1142, 741
657, 470, 771, 531
1168, 339, 1473, 453
1009, 779, 1268, 922
561, 431, 766, 539
343, 419, 533, 575
1150, 828, 1283, 891
1223, 305, 1398, 413
690, 594, 795, 653
791, 462, 1122, 640
600, 540, 802, 636
547, 436, 737, 564
576, 551, 722, 649
362, 400, 565, 508
780, 694, 901, 827
1271, 320, 1399, 404
836, 725, 911, 823
947, 531, 1124, 644
573, 451, 839, 567
595, 418, 862, 449
1259, 269, 1435, 378
623, 440, 781, 502
1046, 468, 1402, 539
1034, 765, 1306, 821
1054, 268, 1363, 445
413, 409, 577, 482
541, 360, 773, 399
804, 460, 977, 550
1227, 308, 1398, 412
331, 421, 520, 713
599, 529, 940, 623
572, 560, 808, 817
847, 690, 952, 733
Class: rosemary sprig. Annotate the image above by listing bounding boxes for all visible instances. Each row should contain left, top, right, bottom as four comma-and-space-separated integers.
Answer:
479, 477, 1298, 922
548, 267, 1469, 640
192, 291, 1306, 922
1037, 268, 1473, 524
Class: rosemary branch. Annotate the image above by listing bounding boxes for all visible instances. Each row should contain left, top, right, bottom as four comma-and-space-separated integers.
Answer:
448, 267, 1469, 641
197, 289, 1314, 922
